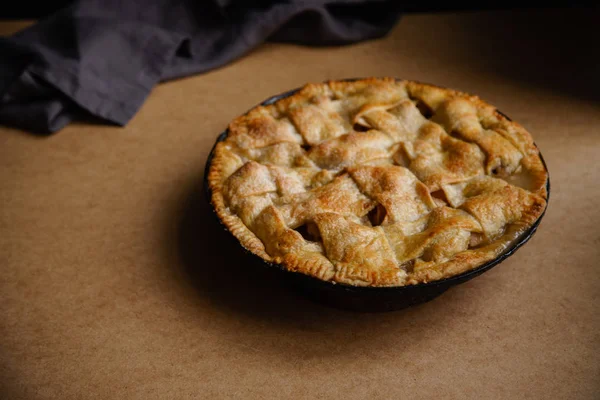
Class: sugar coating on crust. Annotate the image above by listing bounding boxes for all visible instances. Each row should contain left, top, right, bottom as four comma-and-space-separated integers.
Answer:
208, 78, 548, 287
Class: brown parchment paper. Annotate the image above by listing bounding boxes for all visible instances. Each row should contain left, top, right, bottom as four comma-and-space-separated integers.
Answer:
1, 9, 599, 400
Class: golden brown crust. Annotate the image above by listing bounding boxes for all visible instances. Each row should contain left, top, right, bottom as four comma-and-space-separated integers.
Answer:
208, 78, 548, 286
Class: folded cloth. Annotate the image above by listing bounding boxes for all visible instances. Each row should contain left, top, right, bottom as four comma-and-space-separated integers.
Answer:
0, 0, 402, 133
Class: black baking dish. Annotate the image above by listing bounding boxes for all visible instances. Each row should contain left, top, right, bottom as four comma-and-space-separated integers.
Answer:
203, 81, 550, 312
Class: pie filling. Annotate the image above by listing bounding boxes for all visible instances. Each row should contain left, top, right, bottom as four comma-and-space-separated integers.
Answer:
208, 78, 548, 287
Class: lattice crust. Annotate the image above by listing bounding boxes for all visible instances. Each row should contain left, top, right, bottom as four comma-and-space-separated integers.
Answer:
208, 78, 548, 287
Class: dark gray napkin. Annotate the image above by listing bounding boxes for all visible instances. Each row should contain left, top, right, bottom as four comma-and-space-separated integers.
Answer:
0, 0, 402, 133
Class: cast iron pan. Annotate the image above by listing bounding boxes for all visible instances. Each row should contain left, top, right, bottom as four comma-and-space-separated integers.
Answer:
203, 80, 550, 312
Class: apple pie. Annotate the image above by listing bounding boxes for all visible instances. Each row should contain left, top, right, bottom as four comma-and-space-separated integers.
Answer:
207, 78, 548, 287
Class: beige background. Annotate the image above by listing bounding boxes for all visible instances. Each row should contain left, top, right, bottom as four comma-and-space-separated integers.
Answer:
1, 9, 599, 399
